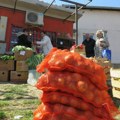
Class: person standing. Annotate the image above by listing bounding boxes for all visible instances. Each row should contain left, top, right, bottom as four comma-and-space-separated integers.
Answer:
95, 30, 109, 58
34, 31, 53, 56
82, 33, 95, 57
16, 31, 32, 48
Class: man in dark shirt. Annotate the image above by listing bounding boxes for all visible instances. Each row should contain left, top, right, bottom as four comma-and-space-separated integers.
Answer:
16, 32, 32, 48
82, 33, 95, 57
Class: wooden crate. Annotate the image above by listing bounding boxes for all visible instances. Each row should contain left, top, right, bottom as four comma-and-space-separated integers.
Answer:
90, 58, 112, 80
70, 46, 86, 56
112, 87, 120, 99
111, 76, 120, 99
96, 59, 112, 67
0, 70, 9, 82
111, 78, 120, 88
110, 68, 120, 78
104, 67, 110, 74
14, 50, 33, 61
16, 61, 28, 71
10, 71, 28, 83
106, 72, 111, 80
0, 60, 15, 70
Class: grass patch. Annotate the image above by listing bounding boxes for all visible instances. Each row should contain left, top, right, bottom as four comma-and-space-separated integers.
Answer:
0, 83, 40, 119
3, 93, 13, 100
1, 110, 34, 120
6, 84, 28, 94
1, 83, 119, 120
1, 84, 32, 100
0, 100, 10, 107
22, 99, 40, 105
0, 111, 7, 119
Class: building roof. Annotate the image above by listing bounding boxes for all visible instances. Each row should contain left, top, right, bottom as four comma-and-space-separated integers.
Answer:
84, 6, 120, 11
62, 4, 120, 11
0, 0, 82, 22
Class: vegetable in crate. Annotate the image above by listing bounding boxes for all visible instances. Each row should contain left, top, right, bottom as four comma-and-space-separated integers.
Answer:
12, 45, 33, 52
26, 54, 44, 70
0, 55, 15, 60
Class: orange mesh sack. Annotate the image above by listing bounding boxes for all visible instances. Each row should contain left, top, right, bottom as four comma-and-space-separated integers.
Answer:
33, 103, 108, 120
36, 48, 108, 90
35, 48, 120, 120
41, 91, 117, 119
34, 112, 79, 120
36, 71, 117, 108
36, 71, 99, 106
41, 91, 90, 111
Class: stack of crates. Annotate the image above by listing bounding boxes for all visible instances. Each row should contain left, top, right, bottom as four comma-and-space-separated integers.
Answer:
70, 45, 86, 57
0, 60, 15, 82
10, 61, 28, 83
110, 68, 120, 99
90, 57, 112, 80
10, 50, 33, 83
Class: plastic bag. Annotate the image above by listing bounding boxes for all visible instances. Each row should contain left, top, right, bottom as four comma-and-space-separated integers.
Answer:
102, 49, 111, 60
27, 70, 41, 86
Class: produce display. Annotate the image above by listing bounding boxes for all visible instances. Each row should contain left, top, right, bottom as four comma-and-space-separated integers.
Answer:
12, 45, 33, 60
26, 54, 44, 70
0, 55, 15, 60
34, 48, 119, 120
12, 45, 33, 52
70, 44, 86, 56
110, 68, 120, 99
90, 57, 112, 80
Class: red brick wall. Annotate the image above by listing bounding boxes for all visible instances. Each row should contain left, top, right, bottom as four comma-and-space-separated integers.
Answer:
0, 7, 73, 51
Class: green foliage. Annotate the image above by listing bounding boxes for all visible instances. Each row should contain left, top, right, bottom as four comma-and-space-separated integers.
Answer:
26, 54, 44, 70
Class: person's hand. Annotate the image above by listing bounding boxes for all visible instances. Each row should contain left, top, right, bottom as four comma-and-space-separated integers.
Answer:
36, 45, 42, 48
100, 42, 105, 47
32, 41, 36, 45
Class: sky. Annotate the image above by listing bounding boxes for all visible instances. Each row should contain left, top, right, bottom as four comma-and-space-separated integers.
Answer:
42, 0, 120, 7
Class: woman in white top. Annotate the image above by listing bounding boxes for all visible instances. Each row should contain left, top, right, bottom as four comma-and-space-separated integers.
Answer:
95, 30, 109, 57
34, 32, 53, 56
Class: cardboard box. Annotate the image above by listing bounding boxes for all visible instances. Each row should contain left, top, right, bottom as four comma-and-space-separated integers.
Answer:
92, 58, 112, 80
14, 50, 33, 61
111, 78, 120, 88
106, 72, 111, 80
10, 71, 28, 83
95, 58, 112, 67
112, 87, 120, 99
0, 70, 9, 82
70, 46, 86, 56
0, 60, 15, 70
110, 68, 120, 78
104, 67, 110, 74
16, 61, 28, 71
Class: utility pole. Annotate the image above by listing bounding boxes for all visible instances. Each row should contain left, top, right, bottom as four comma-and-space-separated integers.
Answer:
43, 0, 56, 14
75, 4, 78, 45
13, 0, 18, 13
60, 0, 92, 45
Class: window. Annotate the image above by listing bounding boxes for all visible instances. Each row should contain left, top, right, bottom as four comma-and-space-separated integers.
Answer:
10, 25, 23, 50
